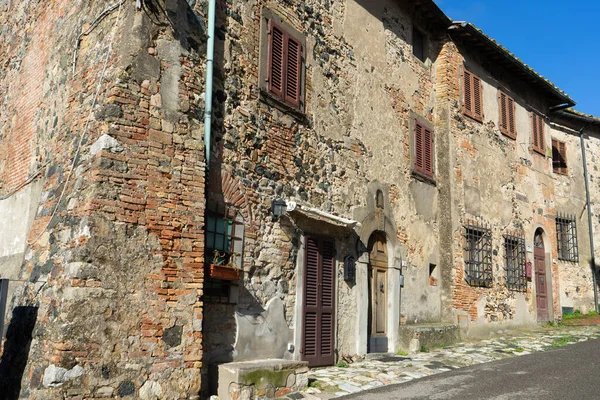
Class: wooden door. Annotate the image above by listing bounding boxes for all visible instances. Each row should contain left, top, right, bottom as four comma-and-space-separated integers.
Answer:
302, 236, 335, 367
368, 233, 388, 350
534, 232, 548, 321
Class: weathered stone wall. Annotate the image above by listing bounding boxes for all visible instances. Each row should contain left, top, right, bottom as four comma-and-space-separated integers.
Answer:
203, 0, 450, 368
0, 0, 208, 398
438, 40, 598, 333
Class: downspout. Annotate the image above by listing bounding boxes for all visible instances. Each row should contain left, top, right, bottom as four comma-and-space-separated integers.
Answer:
579, 125, 599, 312
204, 0, 216, 167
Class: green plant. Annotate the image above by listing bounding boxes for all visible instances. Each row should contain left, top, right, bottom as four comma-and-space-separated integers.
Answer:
335, 362, 349, 368
550, 335, 578, 347
420, 346, 429, 353
513, 347, 525, 353
396, 350, 408, 356
589, 310, 598, 316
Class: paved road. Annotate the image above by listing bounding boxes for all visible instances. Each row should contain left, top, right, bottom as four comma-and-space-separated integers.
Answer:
338, 338, 600, 399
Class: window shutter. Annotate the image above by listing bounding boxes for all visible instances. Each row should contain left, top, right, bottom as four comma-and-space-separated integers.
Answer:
552, 139, 560, 172
508, 97, 516, 136
303, 237, 319, 361
424, 127, 433, 175
463, 70, 472, 117
285, 35, 302, 107
498, 91, 507, 133
473, 75, 483, 120
267, 21, 284, 99
559, 141, 567, 174
414, 122, 424, 173
532, 112, 545, 154
537, 114, 545, 151
320, 239, 335, 364
302, 236, 335, 367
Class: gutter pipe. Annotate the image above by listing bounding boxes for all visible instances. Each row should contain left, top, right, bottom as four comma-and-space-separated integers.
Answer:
204, 0, 216, 167
579, 125, 599, 312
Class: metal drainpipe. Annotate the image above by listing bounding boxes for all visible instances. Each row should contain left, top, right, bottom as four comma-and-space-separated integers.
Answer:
579, 125, 599, 312
204, 0, 216, 168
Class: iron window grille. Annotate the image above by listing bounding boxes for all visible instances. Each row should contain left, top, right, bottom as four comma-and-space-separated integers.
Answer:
205, 210, 244, 303
556, 213, 579, 262
463, 221, 493, 287
504, 232, 527, 292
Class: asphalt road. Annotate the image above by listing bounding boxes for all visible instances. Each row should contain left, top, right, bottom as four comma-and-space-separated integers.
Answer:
339, 338, 600, 399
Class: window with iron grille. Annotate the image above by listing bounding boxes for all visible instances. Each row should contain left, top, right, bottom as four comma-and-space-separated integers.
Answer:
464, 221, 493, 287
205, 211, 244, 303
556, 213, 579, 262
504, 233, 527, 291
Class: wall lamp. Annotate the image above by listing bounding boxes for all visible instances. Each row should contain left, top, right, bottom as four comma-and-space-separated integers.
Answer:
271, 199, 287, 221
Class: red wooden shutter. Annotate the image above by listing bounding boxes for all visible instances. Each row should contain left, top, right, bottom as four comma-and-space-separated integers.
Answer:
303, 237, 319, 362
473, 75, 483, 121
508, 96, 516, 136
463, 70, 472, 117
539, 116, 543, 150
498, 91, 507, 134
414, 122, 424, 173
285, 36, 302, 107
532, 112, 545, 154
268, 21, 284, 99
302, 236, 335, 367
424, 127, 433, 176
320, 239, 335, 365
559, 141, 567, 174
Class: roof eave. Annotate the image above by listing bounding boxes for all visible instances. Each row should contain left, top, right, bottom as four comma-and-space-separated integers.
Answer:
449, 22, 575, 108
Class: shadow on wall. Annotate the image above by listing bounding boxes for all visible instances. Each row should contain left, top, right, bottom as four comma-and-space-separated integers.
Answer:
0, 306, 39, 400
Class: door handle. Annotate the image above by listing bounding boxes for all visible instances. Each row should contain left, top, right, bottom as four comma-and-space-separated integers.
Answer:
379, 281, 384, 293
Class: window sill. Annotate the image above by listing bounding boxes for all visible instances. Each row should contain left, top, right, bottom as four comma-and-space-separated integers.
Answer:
532, 147, 546, 157
260, 89, 307, 122
500, 130, 516, 140
463, 112, 483, 124
411, 170, 436, 186
553, 170, 569, 176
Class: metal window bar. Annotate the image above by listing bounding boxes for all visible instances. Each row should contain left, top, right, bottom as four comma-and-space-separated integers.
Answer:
463, 221, 493, 287
504, 232, 527, 292
557, 213, 579, 262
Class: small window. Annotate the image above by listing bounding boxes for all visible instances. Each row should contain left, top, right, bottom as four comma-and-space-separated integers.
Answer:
504, 233, 526, 292
556, 213, 579, 262
463, 221, 492, 287
463, 69, 483, 122
412, 27, 426, 63
266, 20, 304, 110
413, 120, 434, 178
498, 90, 516, 138
531, 112, 545, 155
552, 139, 568, 175
205, 211, 244, 303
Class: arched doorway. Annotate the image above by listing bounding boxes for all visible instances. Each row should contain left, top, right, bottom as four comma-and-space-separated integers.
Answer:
368, 232, 388, 352
534, 229, 549, 321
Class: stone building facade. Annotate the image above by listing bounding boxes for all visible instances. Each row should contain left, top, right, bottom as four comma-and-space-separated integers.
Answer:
0, 0, 599, 398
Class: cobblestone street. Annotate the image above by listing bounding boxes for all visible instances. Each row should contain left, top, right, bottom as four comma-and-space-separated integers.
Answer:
299, 325, 600, 399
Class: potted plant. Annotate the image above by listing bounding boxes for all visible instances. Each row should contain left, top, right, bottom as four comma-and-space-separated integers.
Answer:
209, 251, 241, 281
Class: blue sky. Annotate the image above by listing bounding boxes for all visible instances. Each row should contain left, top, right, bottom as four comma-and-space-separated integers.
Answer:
435, 1, 600, 115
